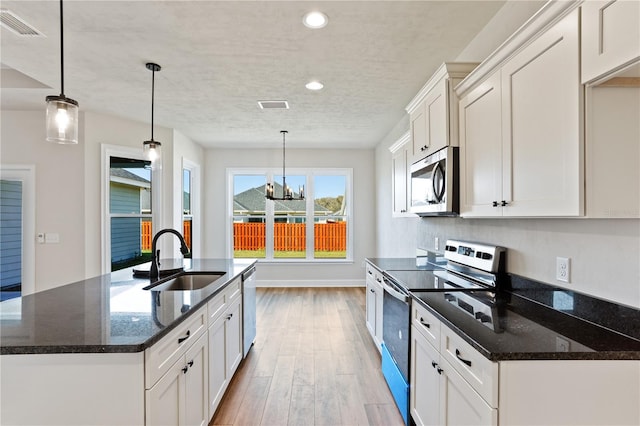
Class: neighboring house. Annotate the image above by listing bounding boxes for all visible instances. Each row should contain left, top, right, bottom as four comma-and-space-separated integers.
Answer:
110, 169, 150, 264
0, 180, 22, 297
233, 184, 333, 223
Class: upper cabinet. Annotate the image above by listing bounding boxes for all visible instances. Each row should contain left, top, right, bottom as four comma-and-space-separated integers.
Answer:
457, 5, 583, 218
389, 132, 414, 217
581, 0, 640, 84
406, 63, 477, 164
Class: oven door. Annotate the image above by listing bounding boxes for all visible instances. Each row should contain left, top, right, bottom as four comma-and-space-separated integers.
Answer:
381, 276, 411, 425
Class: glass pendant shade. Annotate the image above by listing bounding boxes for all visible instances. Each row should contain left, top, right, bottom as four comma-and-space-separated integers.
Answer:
46, 95, 79, 144
143, 140, 162, 164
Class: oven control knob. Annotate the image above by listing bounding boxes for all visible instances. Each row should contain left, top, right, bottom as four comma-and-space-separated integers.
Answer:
475, 312, 492, 323
444, 293, 457, 302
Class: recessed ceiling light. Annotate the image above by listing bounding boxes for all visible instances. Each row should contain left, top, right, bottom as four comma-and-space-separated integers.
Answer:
302, 11, 328, 29
305, 81, 324, 91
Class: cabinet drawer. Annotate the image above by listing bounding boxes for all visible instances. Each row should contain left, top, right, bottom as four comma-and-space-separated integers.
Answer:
440, 324, 498, 407
145, 306, 207, 389
225, 277, 242, 303
207, 292, 226, 324
411, 302, 440, 349
366, 263, 383, 285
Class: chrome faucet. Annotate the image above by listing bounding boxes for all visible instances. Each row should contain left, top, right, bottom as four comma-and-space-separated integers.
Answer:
150, 228, 190, 280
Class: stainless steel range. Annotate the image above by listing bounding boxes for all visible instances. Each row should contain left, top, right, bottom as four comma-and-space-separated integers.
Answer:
380, 240, 506, 425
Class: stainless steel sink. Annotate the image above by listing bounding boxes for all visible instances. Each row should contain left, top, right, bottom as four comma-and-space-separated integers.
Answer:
143, 272, 226, 291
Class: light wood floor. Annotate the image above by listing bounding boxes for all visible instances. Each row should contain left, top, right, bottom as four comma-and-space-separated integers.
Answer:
210, 287, 404, 426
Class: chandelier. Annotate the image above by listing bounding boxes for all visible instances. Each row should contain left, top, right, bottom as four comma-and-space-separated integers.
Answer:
265, 130, 305, 201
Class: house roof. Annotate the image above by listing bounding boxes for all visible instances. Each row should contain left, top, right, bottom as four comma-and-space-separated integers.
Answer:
110, 169, 151, 188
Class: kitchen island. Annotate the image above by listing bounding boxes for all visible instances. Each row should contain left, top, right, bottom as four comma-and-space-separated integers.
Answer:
0, 258, 256, 426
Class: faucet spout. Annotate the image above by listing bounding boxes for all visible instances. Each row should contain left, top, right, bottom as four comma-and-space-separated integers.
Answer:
150, 228, 190, 280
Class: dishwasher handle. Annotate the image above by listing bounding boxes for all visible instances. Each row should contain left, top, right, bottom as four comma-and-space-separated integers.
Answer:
242, 266, 256, 282
383, 278, 410, 304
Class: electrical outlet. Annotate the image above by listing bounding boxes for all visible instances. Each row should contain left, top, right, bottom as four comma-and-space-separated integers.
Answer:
556, 257, 570, 283
434, 237, 439, 251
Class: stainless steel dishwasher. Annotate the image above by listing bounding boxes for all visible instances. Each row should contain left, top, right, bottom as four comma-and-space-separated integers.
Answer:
242, 266, 257, 357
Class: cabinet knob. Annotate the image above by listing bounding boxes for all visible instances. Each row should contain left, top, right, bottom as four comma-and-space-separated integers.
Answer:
370, 288, 375, 293
419, 318, 431, 328
436, 367, 443, 375
501, 200, 508, 207
182, 366, 189, 374
188, 360, 194, 367
492, 201, 498, 207
431, 361, 437, 368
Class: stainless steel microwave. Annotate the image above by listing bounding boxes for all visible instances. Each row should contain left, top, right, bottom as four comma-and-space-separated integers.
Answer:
409, 146, 459, 216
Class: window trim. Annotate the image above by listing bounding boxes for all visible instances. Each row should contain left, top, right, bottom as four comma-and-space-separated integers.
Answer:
0, 164, 35, 296
101, 144, 162, 274
227, 167, 353, 263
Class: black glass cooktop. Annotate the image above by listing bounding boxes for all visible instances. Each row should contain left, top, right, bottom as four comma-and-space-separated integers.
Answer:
384, 269, 491, 292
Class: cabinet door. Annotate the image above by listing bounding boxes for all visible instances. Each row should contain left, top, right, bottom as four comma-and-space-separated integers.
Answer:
501, 9, 582, 217
208, 312, 228, 419
365, 278, 377, 340
146, 358, 184, 426
582, 0, 640, 84
423, 79, 448, 156
458, 71, 503, 217
391, 146, 409, 216
225, 296, 243, 377
373, 277, 384, 348
411, 102, 428, 160
184, 333, 208, 426
410, 325, 440, 426
440, 359, 497, 426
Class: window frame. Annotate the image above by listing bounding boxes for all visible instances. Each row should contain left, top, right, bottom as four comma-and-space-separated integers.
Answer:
181, 158, 200, 258
101, 144, 162, 274
227, 167, 353, 263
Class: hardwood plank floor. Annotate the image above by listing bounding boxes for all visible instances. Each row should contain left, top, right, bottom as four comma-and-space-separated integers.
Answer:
210, 287, 404, 426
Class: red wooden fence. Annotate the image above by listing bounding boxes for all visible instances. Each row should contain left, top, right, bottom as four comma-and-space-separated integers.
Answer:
141, 221, 192, 252
233, 222, 346, 251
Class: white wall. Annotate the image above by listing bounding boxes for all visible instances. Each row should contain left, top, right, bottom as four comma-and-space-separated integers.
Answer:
373, 0, 640, 308
203, 147, 375, 285
1, 111, 85, 292
1, 109, 203, 289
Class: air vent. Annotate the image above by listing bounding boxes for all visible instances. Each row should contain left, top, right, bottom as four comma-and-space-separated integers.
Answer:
258, 100, 289, 110
1, 9, 44, 37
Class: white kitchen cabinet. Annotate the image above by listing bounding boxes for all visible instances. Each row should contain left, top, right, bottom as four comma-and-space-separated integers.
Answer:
389, 132, 413, 217
585, 85, 640, 217
459, 9, 583, 217
207, 278, 243, 419
581, 0, 640, 84
410, 302, 497, 426
406, 63, 477, 163
146, 332, 208, 426
458, 72, 503, 216
365, 262, 384, 352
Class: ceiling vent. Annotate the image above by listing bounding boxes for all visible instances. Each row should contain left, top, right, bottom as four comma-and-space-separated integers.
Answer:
1, 9, 44, 37
258, 100, 289, 110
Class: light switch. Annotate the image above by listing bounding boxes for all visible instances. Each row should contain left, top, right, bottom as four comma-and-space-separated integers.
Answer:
45, 233, 60, 243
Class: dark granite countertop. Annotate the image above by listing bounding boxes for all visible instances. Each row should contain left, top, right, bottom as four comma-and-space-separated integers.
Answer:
367, 258, 640, 361
0, 259, 256, 355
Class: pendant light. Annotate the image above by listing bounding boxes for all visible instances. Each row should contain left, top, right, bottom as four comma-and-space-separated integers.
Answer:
265, 130, 305, 201
143, 62, 162, 164
45, 0, 79, 144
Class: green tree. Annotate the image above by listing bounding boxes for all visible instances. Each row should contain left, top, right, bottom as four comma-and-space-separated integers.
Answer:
315, 196, 343, 212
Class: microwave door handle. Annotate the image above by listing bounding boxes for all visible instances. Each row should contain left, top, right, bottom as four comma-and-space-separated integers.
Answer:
432, 162, 445, 202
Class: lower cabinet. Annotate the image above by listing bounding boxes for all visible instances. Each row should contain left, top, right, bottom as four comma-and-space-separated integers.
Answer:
146, 332, 209, 426
365, 262, 384, 352
207, 281, 243, 419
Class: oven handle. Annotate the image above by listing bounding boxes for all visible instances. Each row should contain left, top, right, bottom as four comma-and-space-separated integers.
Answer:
382, 278, 410, 304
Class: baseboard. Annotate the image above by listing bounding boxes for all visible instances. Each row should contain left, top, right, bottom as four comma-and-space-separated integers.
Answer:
256, 279, 364, 288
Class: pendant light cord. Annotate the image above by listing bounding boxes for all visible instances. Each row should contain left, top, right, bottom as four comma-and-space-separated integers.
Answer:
59, 0, 65, 96
282, 130, 287, 192
151, 67, 155, 141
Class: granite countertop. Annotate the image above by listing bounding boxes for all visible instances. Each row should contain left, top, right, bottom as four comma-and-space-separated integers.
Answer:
0, 259, 256, 355
367, 258, 640, 361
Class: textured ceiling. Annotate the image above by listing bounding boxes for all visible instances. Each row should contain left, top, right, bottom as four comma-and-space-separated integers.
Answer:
0, 1, 506, 149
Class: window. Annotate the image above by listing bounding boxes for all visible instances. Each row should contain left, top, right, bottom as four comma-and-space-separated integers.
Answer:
183, 168, 193, 258
230, 169, 352, 262
109, 156, 153, 271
